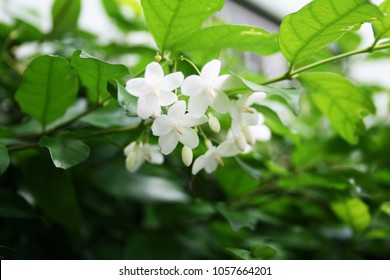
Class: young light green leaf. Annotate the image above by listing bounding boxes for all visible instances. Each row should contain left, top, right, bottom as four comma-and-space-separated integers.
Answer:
174, 25, 278, 55
330, 197, 371, 232
15, 55, 78, 128
39, 135, 90, 169
71, 50, 129, 103
0, 144, 10, 175
373, 0, 390, 41
279, 0, 382, 65
380, 201, 390, 216
299, 73, 375, 145
238, 76, 302, 115
140, 0, 224, 52
51, 0, 81, 37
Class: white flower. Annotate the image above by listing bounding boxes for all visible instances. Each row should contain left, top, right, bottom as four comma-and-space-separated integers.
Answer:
230, 92, 270, 150
125, 62, 184, 119
151, 101, 207, 155
192, 139, 240, 175
124, 141, 164, 172
181, 59, 231, 117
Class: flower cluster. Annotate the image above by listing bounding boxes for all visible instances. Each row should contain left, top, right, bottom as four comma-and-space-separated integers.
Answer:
123, 59, 271, 174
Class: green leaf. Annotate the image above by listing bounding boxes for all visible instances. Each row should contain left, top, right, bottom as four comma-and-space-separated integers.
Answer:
21, 153, 80, 232
373, 0, 390, 40
15, 55, 78, 128
299, 73, 375, 145
71, 50, 129, 103
225, 247, 256, 260
174, 25, 278, 55
116, 80, 138, 116
0, 144, 10, 175
278, 173, 349, 191
141, 0, 224, 51
279, 0, 382, 64
380, 201, 390, 216
51, 0, 81, 36
39, 135, 90, 169
216, 204, 261, 232
0, 188, 35, 218
330, 197, 371, 232
238, 76, 302, 115
251, 245, 277, 260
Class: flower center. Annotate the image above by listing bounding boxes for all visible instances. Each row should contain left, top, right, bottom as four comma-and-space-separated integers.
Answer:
240, 105, 256, 114
204, 84, 216, 98
174, 122, 184, 135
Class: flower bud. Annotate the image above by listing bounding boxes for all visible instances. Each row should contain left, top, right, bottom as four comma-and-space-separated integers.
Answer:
125, 149, 138, 172
154, 54, 162, 62
181, 146, 193, 167
235, 134, 247, 152
242, 126, 255, 145
208, 114, 221, 133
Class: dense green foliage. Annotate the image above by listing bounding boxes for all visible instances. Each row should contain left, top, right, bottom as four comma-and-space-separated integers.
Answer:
0, 0, 389, 260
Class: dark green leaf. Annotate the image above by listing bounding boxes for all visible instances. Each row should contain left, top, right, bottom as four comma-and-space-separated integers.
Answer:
15, 55, 78, 128
225, 247, 256, 260
21, 153, 80, 232
116, 80, 138, 116
81, 107, 141, 128
51, 0, 81, 36
251, 245, 277, 260
373, 0, 390, 40
39, 135, 90, 169
278, 173, 349, 191
279, 0, 382, 64
0, 188, 35, 218
0, 144, 10, 175
299, 73, 375, 145
71, 50, 129, 103
174, 25, 278, 55
141, 0, 224, 51
331, 197, 371, 232
216, 204, 261, 232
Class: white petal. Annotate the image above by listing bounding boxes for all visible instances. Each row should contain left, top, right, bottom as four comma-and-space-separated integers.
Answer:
181, 114, 207, 127
178, 127, 199, 149
137, 95, 159, 119
123, 142, 136, 156
151, 115, 173, 136
246, 91, 266, 106
144, 144, 164, 164
158, 90, 178, 106
242, 111, 259, 126
126, 78, 151, 97
161, 72, 184, 91
200, 60, 221, 83
210, 90, 230, 114
192, 154, 208, 175
168, 100, 186, 119
214, 74, 233, 90
145, 62, 164, 82
181, 75, 204, 96
159, 132, 179, 155
251, 124, 271, 142
204, 158, 219, 173
217, 139, 240, 157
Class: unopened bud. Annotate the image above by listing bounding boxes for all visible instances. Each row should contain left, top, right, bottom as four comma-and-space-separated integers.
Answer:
235, 134, 247, 152
208, 114, 221, 133
242, 126, 255, 145
205, 139, 213, 150
181, 146, 193, 167
125, 149, 138, 172
154, 54, 162, 62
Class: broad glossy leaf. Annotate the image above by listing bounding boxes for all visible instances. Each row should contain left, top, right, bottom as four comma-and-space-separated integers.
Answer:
0, 188, 35, 218
239, 76, 302, 115
224, 247, 255, 260
71, 50, 129, 103
21, 153, 80, 232
116, 81, 138, 116
299, 73, 375, 145
0, 144, 10, 175
251, 245, 277, 260
51, 0, 81, 36
331, 197, 371, 232
373, 0, 390, 40
15, 55, 78, 128
39, 135, 90, 169
174, 25, 278, 55
279, 0, 382, 64
141, 0, 224, 51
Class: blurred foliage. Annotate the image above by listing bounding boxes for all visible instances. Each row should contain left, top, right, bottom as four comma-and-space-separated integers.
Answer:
1, 0, 390, 260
